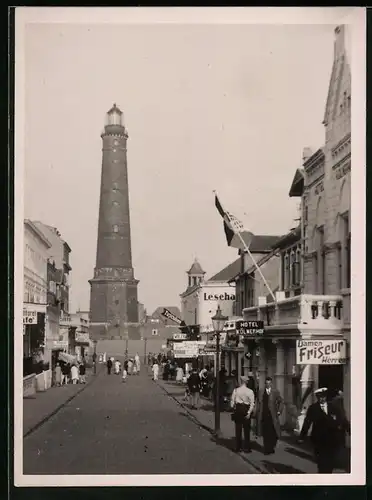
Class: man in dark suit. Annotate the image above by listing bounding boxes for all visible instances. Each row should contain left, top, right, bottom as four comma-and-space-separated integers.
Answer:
256, 376, 284, 455
299, 387, 350, 473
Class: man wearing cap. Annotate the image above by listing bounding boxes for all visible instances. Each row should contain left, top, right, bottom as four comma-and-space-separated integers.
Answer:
299, 387, 350, 473
256, 376, 284, 455
230, 375, 255, 453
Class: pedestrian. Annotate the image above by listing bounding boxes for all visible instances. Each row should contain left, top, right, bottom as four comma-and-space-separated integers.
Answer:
107, 357, 113, 375
79, 362, 86, 384
135, 353, 141, 374
61, 362, 70, 385
128, 358, 133, 375
71, 364, 79, 384
231, 376, 255, 453
133, 363, 137, 376
152, 361, 159, 381
256, 376, 284, 455
54, 362, 62, 387
299, 387, 350, 473
176, 365, 184, 384
114, 360, 121, 375
187, 367, 201, 409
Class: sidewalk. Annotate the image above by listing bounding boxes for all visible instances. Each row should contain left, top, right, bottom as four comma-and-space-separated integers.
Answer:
157, 378, 350, 474
23, 367, 99, 437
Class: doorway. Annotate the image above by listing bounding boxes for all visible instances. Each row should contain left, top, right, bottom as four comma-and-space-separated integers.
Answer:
318, 364, 344, 399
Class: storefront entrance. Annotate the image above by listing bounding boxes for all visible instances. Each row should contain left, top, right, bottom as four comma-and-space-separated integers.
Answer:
318, 364, 344, 398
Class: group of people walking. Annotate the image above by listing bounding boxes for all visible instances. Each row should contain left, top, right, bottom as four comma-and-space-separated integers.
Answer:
106, 353, 141, 381
54, 360, 87, 386
229, 375, 350, 474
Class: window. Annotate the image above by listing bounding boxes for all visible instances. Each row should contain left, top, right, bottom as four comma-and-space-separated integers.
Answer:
317, 226, 326, 294
313, 253, 318, 294
280, 253, 285, 290
193, 277, 197, 286
343, 213, 351, 288
337, 244, 342, 291
284, 253, 290, 289
113, 224, 119, 233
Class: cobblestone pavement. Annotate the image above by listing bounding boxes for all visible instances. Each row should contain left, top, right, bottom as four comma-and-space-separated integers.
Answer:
22, 368, 258, 475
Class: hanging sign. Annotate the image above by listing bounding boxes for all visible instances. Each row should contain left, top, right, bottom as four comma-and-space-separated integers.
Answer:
236, 320, 264, 336
296, 339, 347, 365
173, 341, 206, 358
23, 309, 37, 325
161, 308, 183, 325
173, 333, 188, 340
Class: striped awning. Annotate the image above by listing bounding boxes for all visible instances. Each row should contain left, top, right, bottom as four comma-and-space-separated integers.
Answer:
58, 352, 77, 364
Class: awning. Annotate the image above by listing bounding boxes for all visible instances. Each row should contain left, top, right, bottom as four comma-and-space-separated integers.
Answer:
58, 352, 77, 364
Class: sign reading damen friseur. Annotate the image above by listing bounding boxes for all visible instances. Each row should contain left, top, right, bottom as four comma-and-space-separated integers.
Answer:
236, 320, 264, 336
296, 339, 347, 365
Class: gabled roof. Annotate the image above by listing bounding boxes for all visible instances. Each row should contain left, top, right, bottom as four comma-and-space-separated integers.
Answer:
289, 168, 305, 197
180, 284, 200, 298
239, 234, 283, 254
271, 225, 301, 250
208, 258, 241, 282
187, 258, 206, 275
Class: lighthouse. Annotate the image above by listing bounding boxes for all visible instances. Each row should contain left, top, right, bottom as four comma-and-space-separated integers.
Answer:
89, 104, 139, 341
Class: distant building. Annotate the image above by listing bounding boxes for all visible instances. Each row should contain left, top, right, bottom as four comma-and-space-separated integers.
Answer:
23, 220, 51, 379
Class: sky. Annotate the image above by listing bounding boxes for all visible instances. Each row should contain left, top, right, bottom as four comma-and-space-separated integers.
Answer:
22, 16, 338, 315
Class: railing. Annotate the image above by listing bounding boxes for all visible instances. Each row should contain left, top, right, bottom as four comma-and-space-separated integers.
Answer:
243, 294, 344, 333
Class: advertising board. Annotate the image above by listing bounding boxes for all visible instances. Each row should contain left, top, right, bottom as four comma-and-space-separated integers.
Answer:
296, 339, 347, 365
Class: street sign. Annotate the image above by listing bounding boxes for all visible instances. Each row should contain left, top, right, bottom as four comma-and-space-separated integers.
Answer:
161, 308, 183, 325
173, 333, 188, 340
23, 309, 37, 325
296, 339, 347, 365
236, 320, 264, 336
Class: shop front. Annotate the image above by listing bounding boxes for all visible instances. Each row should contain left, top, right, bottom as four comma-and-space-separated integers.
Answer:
23, 303, 47, 378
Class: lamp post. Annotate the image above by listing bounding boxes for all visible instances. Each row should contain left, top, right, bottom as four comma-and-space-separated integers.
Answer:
211, 305, 228, 438
93, 340, 97, 375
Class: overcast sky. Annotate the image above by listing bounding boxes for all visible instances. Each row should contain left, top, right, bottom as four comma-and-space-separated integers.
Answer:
22, 17, 339, 315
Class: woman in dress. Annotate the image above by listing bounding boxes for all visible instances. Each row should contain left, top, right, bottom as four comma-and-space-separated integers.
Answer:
152, 361, 159, 381
71, 364, 79, 384
54, 362, 62, 387
176, 365, 184, 384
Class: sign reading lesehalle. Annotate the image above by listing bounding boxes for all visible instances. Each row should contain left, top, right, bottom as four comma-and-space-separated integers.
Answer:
296, 339, 347, 365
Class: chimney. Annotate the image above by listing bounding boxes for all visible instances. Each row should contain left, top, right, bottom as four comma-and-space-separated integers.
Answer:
302, 147, 313, 163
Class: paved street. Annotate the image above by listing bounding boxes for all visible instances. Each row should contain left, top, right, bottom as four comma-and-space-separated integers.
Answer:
23, 366, 257, 475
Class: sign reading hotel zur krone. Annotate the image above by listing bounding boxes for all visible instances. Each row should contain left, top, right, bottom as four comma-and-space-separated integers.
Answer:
296, 339, 347, 365
236, 320, 264, 336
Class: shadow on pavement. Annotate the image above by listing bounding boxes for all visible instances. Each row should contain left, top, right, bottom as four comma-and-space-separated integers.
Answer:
284, 445, 315, 462
261, 460, 303, 474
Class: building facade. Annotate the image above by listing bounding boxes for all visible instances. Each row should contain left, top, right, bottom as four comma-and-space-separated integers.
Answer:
23, 220, 51, 378
242, 25, 351, 433
89, 104, 139, 342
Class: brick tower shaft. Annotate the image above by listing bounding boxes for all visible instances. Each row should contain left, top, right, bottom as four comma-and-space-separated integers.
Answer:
89, 104, 139, 341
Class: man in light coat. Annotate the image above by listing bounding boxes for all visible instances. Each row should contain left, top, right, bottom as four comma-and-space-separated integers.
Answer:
256, 376, 284, 455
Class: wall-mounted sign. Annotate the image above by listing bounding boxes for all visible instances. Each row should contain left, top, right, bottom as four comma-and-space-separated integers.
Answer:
173, 341, 206, 358
236, 320, 264, 336
52, 340, 69, 349
296, 339, 347, 365
173, 333, 188, 340
203, 292, 235, 301
23, 309, 37, 325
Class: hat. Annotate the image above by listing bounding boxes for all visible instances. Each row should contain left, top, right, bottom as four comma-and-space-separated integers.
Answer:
314, 387, 328, 395
240, 375, 249, 384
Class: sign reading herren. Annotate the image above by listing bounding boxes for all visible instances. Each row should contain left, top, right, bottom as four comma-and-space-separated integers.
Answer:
236, 320, 264, 336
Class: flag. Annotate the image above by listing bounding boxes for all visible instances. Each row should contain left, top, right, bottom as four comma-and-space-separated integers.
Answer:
215, 194, 253, 249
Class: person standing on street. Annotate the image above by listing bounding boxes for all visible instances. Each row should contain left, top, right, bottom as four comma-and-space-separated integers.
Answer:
71, 364, 79, 384
107, 357, 113, 375
114, 359, 121, 375
127, 358, 133, 375
231, 376, 255, 453
135, 353, 141, 374
54, 362, 62, 387
256, 376, 284, 455
61, 363, 70, 385
79, 362, 86, 384
152, 360, 159, 381
187, 367, 201, 409
299, 387, 350, 473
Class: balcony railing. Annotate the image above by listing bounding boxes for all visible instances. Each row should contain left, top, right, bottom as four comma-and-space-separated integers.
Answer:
243, 293, 344, 336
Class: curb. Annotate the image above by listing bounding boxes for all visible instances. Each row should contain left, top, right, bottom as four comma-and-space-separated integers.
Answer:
23, 370, 102, 438
156, 379, 269, 474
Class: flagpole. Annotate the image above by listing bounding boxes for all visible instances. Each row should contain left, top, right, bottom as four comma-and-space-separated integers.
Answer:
234, 228, 277, 303
213, 190, 277, 303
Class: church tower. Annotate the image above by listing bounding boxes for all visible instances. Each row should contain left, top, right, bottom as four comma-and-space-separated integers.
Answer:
186, 258, 206, 288
89, 104, 139, 341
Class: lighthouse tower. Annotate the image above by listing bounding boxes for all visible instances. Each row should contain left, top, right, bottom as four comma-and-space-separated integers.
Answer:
89, 104, 139, 341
